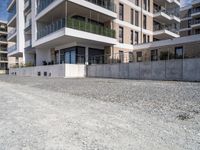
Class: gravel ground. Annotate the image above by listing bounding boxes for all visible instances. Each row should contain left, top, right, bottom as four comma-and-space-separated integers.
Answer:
0, 75, 199, 150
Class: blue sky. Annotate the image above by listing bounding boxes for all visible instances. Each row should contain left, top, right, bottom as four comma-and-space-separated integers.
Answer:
0, 0, 8, 21
0, 0, 193, 21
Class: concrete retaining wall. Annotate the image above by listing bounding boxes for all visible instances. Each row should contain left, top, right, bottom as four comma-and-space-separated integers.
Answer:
87, 58, 200, 82
9, 64, 86, 78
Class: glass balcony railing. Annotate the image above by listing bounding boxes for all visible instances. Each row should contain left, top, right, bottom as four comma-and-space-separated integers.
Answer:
153, 8, 180, 18
154, 25, 179, 34
7, 28, 16, 39
37, 17, 116, 39
85, 0, 116, 12
191, 19, 200, 25
37, 0, 55, 14
0, 28, 7, 32
192, 8, 200, 14
8, 8, 16, 22
8, 44, 17, 53
0, 57, 8, 61
0, 48, 7, 52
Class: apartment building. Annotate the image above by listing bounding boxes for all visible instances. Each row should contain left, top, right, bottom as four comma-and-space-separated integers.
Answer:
6, 0, 180, 66
0, 20, 8, 74
180, 0, 200, 37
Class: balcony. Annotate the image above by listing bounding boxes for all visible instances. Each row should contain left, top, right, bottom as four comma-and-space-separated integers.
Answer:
154, 8, 180, 23
191, 19, 200, 28
25, 39, 32, 48
8, 9, 17, 27
37, 17, 115, 39
191, 8, 200, 18
0, 28, 7, 33
0, 48, 7, 53
7, 0, 16, 10
24, 0, 31, 11
7, 28, 16, 40
8, 44, 17, 54
0, 57, 8, 62
25, 20, 31, 29
153, 25, 180, 40
37, 0, 55, 14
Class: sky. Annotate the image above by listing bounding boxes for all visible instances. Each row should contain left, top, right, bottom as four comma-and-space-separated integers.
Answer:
0, 0, 194, 22
0, 0, 8, 21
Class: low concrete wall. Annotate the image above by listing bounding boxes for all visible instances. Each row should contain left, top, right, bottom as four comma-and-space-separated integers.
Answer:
9, 64, 86, 78
87, 58, 200, 82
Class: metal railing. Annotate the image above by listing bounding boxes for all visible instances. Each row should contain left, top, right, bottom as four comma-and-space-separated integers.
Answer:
8, 7, 16, 22
37, 0, 55, 14
37, 17, 116, 39
0, 48, 7, 52
85, 0, 116, 12
0, 28, 7, 32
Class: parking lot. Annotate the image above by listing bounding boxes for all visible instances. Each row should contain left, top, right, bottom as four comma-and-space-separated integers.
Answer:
0, 75, 199, 150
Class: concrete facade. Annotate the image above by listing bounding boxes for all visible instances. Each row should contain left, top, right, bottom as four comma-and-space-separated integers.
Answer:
9, 64, 86, 78
87, 58, 200, 82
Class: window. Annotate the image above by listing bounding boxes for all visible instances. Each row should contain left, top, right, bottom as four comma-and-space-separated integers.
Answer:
175, 47, 183, 59
137, 52, 142, 62
119, 3, 124, 20
135, 11, 139, 26
151, 49, 158, 61
135, 31, 139, 44
143, 0, 147, 10
131, 9, 134, 24
129, 52, 134, 63
119, 27, 124, 43
143, 34, 146, 43
195, 29, 200, 34
119, 51, 124, 63
143, 15, 147, 29
147, 35, 150, 43
148, 0, 150, 12
131, 30, 134, 45
188, 20, 191, 28
135, 0, 139, 6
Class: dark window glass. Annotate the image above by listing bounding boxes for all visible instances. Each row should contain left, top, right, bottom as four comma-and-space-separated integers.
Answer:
119, 27, 124, 43
175, 47, 183, 59
119, 3, 124, 20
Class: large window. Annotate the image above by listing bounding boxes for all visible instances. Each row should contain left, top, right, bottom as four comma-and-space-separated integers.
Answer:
135, 31, 139, 44
131, 30, 134, 45
135, 0, 139, 6
137, 52, 142, 62
143, 15, 147, 29
119, 3, 124, 20
119, 51, 124, 63
119, 27, 124, 43
175, 47, 183, 59
143, 34, 146, 43
129, 52, 134, 63
131, 9, 134, 25
143, 0, 147, 10
135, 11, 139, 26
151, 49, 158, 61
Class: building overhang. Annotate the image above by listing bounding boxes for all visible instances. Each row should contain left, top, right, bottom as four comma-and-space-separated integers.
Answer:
33, 28, 117, 48
154, 30, 180, 40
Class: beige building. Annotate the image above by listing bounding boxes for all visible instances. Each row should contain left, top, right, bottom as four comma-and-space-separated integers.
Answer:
6, 0, 182, 66
180, 0, 200, 37
0, 20, 8, 74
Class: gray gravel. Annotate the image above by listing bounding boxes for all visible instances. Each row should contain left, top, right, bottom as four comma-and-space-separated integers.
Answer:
0, 75, 200, 149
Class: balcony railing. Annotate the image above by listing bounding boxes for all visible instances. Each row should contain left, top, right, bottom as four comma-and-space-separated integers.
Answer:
0, 28, 7, 32
0, 48, 7, 52
192, 8, 200, 14
8, 8, 16, 22
0, 38, 7, 42
191, 19, 200, 25
153, 8, 180, 18
7, 0, 13, 7
0, 57, 8, 61
25, 39, 32, 48
154, 25, 179, 34
8, 44, 17, 53
7, 28, 16, 39
25, 20, 31, 29
37, 17, 116, 39
85, 0, 116, 12
37, 0, 55, 14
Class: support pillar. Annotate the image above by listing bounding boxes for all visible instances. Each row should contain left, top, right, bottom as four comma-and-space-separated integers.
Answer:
85, 47, 89, 65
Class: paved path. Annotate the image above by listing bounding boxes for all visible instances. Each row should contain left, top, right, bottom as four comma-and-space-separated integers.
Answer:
0, 76, 199, 149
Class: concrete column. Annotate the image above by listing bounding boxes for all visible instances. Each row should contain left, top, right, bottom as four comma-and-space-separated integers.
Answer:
85, 47, 89, 65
